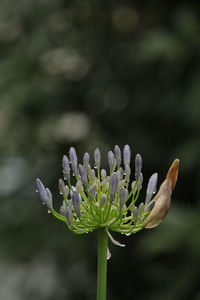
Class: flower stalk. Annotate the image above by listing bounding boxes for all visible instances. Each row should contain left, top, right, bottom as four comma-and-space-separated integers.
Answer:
97, 228, 108, 300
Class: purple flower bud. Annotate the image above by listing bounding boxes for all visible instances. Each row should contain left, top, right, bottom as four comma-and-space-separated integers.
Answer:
36, 178, 53, 210
110, 172, 118, 203
84, 163, 91, 176
83, 152, 90, 166
89, 169, 96, 182
118, 167, 124, 180
108, 151, 116, 172
114, 145, 121, 168
62, 155, 70, 181
69, 147, 78, 165
69, 147, 79, 177
101, 169, 107, 180
119, 187, 128, 209
125, 165, 131, 180
72, 191, 81, 218
145, 173, 158, 204
137, 172, 143, 189
131, 180, 136, 189
144, 200, 155, 213
65, 206, 73, 226
135, 154, 142, 178
89, 184, 96, 202
123, 145, 131, 167
58, 179, 69, 197
60, 202, 73, 226
60, 205, 66, 216
46, 188, 52, 203
101, 179, 108, 192
36, 178, 46, 200
79, 164, 88, 189
138, 202, 144, 217
100, 194, 106, 207
76, 181, 84, 194
119, 179, 125, 188
59, 178, 65, 193
60, 200, 67, 215
94, 148, 101, 169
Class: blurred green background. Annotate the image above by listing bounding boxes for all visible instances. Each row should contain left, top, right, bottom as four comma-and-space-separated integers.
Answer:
0, 0, 200, 299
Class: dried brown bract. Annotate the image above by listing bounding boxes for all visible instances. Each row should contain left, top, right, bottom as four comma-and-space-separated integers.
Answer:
143, 159, 179, 229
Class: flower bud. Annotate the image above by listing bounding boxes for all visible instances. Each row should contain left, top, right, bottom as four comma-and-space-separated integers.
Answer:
89, 169, 96, 184
125, 165, 131, 180
63, 186, 69, 197
95, 180, 101, 192
137, 172, 143, 189
76, 181, 84, 194
60, 200, 67, 213
89, 184, 96, 202
138, 202, 144, 217
36, 178, 46, 201
66, 207, 73, 226
118, 167, 124, 180
131, 181, 136, 190
60, 201, 73, 226
123, 145, 131, 167
135, 154, 142, 179
69, 147, 78, 165
119, 187, 128, 209
46, 188, 53, 208
144, 200, 155, 213
69, 147, 79, 177
59, 179, 69, 198
59, 178, 65, 193
101, 169, 107, 180
101, 179, 108, 192
110, 172, 118, 203
94, 148, 101, 169
60, 205, 66, 217
62, 155, 70, 181
79, 164, 88, 189
114, 145, 121, 168
108, 151, 116, 172
72, 191, 81, 218
66, 200, 73, 226
145, 173, 158, 204
36, 178, 53, 210
83, 152, 90, 166
84, 163, 91, 176
100, 194, 106, 207
118, 179, 125, 189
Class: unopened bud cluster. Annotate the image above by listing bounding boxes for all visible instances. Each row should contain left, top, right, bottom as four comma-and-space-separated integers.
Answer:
36, 145, 158, 235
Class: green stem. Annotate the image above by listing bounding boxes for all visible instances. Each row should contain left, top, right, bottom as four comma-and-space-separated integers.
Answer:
97, 228, 108, 300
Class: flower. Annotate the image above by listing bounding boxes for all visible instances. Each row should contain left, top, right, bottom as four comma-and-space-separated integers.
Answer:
36, 145, 179, 241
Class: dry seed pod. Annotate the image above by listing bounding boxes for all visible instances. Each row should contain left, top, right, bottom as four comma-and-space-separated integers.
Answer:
143, 159, 179, 229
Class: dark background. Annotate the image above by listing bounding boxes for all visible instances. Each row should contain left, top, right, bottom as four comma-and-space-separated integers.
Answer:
0, 0, 200, 299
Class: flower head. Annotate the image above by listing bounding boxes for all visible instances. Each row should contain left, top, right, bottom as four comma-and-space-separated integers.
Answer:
36, 146, 179, 239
